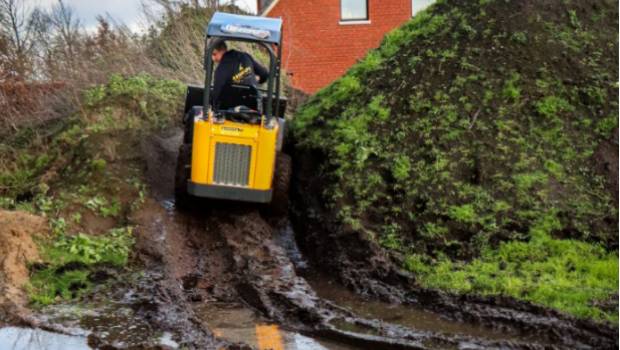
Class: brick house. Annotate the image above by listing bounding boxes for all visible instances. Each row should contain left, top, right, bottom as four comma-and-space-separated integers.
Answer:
257, 0, 435, 93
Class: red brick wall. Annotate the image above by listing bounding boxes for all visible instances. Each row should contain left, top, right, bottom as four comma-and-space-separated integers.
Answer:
264, 0, 412, 93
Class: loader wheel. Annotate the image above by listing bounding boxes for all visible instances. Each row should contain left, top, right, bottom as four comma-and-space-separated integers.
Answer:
174, 144, 192, 209
269, 152, 292, 216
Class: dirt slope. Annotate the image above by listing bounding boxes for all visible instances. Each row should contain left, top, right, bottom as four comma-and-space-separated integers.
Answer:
0, 211, 47, 322
293, 0, 618, 254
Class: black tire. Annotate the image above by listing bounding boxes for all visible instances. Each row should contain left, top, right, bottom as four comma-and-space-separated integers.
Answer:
174, 144, 192, 209
268, 152, 292, 216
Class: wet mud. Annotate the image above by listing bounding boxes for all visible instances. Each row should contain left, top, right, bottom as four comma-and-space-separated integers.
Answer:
3, 131, 617, 350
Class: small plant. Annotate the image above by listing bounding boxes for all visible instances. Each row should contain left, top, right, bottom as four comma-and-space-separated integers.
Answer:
380, 223, 403, 250
29, 225, 134, 306
568, 9, 581, 29
84, 195, 121, 218
448, 204, 477, 224
535, 96, 573, 119
392, 155, 411, 182
511, 31, 527, 44
502, 72, 521, 101
90, 158, 107, 172
420, 222, 449, 239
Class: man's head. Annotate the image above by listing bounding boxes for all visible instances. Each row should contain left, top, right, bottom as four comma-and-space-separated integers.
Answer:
211, 40, 227, 63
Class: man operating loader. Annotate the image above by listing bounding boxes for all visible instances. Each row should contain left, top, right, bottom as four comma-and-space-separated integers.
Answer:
210, 39, 269, 111
175, 12, 289, 210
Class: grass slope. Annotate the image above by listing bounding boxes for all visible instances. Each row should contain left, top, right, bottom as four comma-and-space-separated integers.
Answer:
292, 0, 618, 321
0, 74, 185, 305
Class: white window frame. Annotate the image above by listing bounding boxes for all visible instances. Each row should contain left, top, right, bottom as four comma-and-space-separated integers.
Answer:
340, 0, 369, 23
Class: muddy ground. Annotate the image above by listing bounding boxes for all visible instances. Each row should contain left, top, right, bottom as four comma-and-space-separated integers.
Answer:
2, 130, 617, 350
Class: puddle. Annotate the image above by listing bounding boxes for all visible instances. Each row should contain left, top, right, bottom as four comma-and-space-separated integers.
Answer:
197, 302, 355, 350
34, 282, 182, 349
38, 303, 163, 348
0, 327, 90, 350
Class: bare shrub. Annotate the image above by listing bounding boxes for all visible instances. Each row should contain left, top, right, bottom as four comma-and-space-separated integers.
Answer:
0, 0, 263, 134
0, 81, 73, 131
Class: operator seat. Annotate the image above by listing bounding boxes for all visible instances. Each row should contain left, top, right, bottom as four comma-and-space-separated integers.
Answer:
218, 84, 260, 112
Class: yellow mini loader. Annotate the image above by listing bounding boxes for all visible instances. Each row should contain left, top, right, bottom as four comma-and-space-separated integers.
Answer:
175, 12, 290, 212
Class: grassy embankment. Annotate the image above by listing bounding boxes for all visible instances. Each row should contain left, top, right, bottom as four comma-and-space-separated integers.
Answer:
292, 0, 618, 322
0, 74, 184, 305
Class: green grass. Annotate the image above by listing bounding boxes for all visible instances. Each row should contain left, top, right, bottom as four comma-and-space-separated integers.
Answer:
29, 222, 134, 306
405, 213, 619, 322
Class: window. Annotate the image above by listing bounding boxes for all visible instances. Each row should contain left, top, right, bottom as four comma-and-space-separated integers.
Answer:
341, 0, 368, 21
412, 0, 435, 16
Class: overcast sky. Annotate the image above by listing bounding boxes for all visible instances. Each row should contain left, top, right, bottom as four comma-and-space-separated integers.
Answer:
33, 0, 258, 31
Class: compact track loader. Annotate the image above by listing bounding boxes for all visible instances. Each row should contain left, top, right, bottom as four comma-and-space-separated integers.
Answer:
175, 12, 290, 212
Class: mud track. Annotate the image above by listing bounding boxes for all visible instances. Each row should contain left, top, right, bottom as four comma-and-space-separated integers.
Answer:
134, 201, 561, 350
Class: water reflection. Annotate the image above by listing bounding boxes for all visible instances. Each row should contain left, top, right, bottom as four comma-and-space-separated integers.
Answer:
0, 327, 90, 350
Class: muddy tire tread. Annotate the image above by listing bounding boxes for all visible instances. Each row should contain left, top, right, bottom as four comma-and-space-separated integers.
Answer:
175, 144, 192, 209
269, 152, 292, 216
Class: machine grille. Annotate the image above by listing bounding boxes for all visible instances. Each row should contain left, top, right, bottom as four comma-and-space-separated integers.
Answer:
213, 143, 251, 186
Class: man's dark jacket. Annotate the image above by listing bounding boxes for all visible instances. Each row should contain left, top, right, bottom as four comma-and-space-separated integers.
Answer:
212, 49, 269, 110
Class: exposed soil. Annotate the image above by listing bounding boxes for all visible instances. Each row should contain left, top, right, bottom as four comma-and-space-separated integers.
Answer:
593, 128, 619, 212
0, 210, 47, 325
70, 207, 118, 236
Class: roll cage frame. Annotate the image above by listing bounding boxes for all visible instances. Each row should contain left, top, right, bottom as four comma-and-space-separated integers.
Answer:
203, 12, 284, 125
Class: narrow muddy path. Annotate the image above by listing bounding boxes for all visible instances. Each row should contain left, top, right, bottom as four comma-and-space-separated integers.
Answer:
3, 131, 616, 350
133, 201, 552, 350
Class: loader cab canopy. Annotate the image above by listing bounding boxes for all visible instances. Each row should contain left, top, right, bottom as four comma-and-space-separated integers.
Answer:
203, 12, 284, 123
207, 12, 282, 44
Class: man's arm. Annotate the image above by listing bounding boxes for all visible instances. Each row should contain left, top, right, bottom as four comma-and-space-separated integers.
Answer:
250, 56, 269, 84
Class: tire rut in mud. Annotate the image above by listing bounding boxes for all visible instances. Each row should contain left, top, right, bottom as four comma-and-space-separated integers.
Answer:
131, 201, 231, 349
